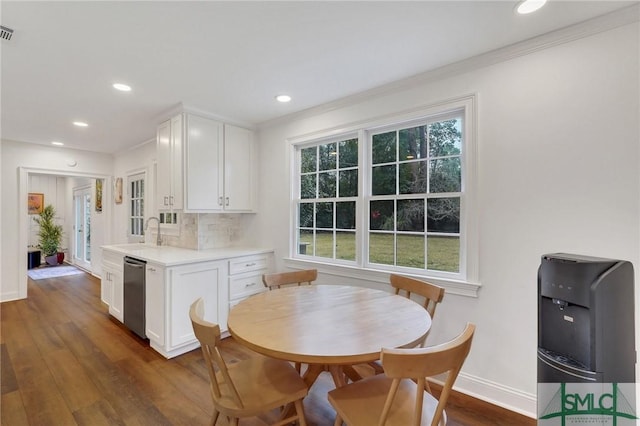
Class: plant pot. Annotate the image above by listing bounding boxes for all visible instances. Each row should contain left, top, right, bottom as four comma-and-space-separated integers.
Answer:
57, 252, 65, 264
45, 255, 59, 266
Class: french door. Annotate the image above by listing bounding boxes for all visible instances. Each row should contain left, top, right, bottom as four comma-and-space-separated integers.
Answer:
73, 186, 91, 270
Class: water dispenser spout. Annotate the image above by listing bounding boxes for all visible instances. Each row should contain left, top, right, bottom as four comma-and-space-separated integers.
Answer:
552, 298, 568, 310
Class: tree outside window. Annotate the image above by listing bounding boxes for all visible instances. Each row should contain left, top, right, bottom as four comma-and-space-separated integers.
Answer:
297, 138, 358, 261
370, 118, 462, 273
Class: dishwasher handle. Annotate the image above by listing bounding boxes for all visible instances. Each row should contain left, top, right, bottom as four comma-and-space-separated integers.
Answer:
124, 257, 146, 268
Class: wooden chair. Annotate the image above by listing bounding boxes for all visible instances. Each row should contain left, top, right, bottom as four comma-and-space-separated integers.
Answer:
262, 268, 318, 290
362, 274, 445, 377
328, 323, 476, 426
390, 274, 445, 333
189, 298, 308, 426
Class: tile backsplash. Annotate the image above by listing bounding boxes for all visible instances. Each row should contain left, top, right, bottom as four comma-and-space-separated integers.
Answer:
146, 212, 248, 250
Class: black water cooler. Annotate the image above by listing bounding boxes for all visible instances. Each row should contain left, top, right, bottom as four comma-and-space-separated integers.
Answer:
537, 253, 635, 383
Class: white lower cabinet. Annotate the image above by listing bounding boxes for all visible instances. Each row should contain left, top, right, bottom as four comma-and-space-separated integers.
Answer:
101, 251, 124, 321
146, 260, 227, 359
100, 269, 112, 307
145, 263, 165, 346
228, 254, 271, 310
101, 246, 273, 359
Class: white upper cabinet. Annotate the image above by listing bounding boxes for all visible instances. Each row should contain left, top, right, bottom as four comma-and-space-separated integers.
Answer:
223, 124, 256, 212
156, 115, 184, 211
157, 113, 257, 213
183, 114, 224, 211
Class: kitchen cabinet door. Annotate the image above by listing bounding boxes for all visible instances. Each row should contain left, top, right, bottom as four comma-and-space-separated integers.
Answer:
100, 271, 112, 306
156, 115, 184, 211
183, 115, 224, 212
145, 263, 165, 346
107, 264, 123, 322
167, 261, 226, 349
223, 124, 256, 212
103, 250, 124, 322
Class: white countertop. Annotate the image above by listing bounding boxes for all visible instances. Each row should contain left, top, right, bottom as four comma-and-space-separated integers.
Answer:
101, 243, 273, 267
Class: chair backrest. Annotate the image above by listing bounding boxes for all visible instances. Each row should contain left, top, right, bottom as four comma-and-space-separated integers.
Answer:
390, 274, 445, 319
189, 298, 244, 409
380, 323, 476, 426
262, 268, 318, 290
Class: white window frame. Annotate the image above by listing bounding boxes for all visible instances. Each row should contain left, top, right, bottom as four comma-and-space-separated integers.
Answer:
287, 95, 479, 297
364, 110, 464, 279
127, 170, 146, 243
294, 132, 360, 266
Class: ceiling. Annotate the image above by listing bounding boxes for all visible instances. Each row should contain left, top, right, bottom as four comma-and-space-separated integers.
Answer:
1, 1, 636, 154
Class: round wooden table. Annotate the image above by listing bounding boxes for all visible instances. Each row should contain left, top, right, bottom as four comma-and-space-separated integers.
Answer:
227, 284, 431, 388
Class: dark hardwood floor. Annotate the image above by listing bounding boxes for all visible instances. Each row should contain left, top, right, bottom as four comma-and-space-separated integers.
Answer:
1, 270, 535, 425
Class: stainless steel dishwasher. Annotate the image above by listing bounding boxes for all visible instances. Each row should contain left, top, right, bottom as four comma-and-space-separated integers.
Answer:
123, 256, 146, 339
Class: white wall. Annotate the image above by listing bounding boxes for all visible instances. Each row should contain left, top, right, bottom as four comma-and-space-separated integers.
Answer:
27, 175, 67, 249
0, 140, 113, 301
112, 140, 157, 245
255, 22, 640, 416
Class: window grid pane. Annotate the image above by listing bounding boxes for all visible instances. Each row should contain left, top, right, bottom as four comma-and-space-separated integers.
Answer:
368, 117, 462, 273
296, 137, 358, 261
129, 177, 145, 237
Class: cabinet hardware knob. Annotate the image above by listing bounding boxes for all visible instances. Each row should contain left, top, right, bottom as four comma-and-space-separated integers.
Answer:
225, 197, 229, 206
148, 267, 156, 272
245, 262, 256, 267
164, 196, 169, 206
245, 282, 256, 287
218, 197, 223, 206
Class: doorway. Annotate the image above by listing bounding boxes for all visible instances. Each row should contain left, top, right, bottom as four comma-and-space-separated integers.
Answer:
73, 186, 92, 270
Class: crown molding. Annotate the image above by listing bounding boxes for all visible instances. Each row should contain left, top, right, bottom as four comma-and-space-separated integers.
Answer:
258, 3, 640, 131
152, 102, 255, 130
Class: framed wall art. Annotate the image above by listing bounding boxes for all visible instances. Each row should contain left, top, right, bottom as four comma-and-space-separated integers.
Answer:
114, 177, 123, 204
28, 193, 44, 214
95, 179, 103, 212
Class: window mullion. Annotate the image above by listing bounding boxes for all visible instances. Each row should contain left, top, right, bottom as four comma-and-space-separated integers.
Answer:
359, 129, 368, 268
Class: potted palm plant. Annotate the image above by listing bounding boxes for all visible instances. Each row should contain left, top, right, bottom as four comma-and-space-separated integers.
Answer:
34, 204, 64, 265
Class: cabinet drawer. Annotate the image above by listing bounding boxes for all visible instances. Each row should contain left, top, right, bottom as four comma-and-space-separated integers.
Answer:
229, 255, 268, 275
229, 271, 266, 300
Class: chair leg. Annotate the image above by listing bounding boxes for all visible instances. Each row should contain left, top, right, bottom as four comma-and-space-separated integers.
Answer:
210, 409, 219, 426
294, 399, 307, 426
333, 415, 343, 426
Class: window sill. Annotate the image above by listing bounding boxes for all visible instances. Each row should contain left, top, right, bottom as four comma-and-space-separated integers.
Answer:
282, 257, 480, 298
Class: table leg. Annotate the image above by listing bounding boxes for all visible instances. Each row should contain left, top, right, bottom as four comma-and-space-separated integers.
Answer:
302, 363, 364, 390
301, 364, 324, 389
328, 365, 347, 388
342, 365, 364, 383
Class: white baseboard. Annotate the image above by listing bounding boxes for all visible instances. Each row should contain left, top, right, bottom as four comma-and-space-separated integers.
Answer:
0, 290, 22, 303
447, 372, 537, 419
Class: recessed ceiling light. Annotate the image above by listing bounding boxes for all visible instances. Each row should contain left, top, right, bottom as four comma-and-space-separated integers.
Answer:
516, 0, 547, 14
275, 94, 292, 103
51, 141, 64, 146
113, 83, 132, 92
73, 121, 88, 127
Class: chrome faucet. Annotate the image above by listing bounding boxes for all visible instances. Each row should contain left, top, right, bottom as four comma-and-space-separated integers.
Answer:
145, 217, 162, 246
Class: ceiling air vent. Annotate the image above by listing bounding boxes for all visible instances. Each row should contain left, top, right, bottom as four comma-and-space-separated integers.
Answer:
1, 26, 14, 41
